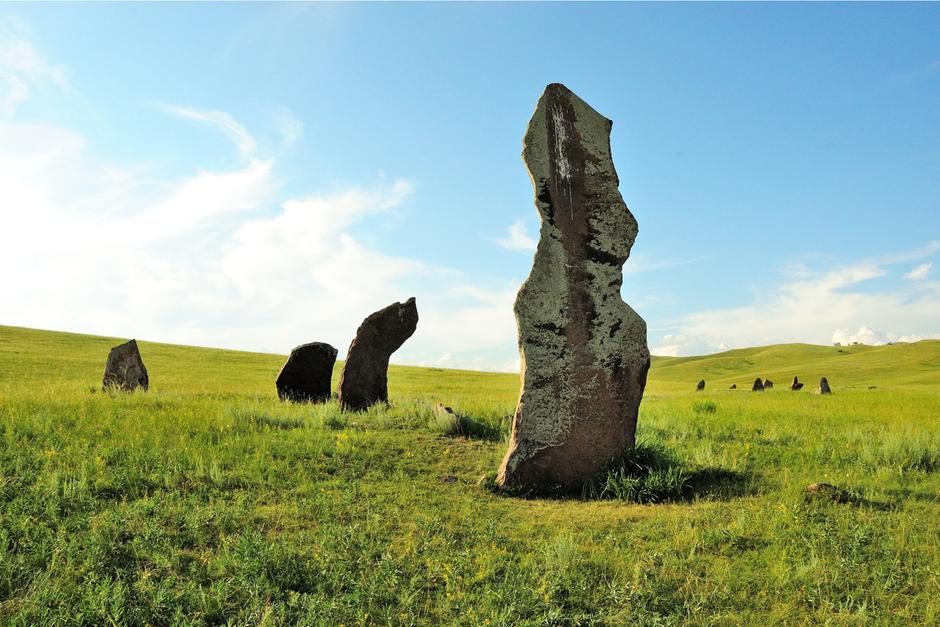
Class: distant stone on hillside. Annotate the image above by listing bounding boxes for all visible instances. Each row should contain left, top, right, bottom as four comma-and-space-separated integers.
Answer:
338, 298, 418, 411
276, 342, 337, 403
102, 339, 149, 392
496, 83, 650, 493
729, 384, 737, 390
696, 379, 705, 391
790, 376, 804, 391
752, 378, 764, 392
763, 379, 774, 389
817, 377, 832, 395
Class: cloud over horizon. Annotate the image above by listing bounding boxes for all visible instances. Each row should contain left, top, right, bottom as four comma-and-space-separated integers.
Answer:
652, 244, 940, 356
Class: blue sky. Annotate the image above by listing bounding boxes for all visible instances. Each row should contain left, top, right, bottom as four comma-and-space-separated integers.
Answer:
1, 3, 939, 370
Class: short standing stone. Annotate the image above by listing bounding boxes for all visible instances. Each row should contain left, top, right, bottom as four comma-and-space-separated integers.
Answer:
696, 379, 705, 391
818, 377, 832, 394
496, 84, 650, 493
752, 378, 764, 392
338, 298, 418, 411
102, 339, 149, 391
729, 384, 737, 390
276, 342, 337, 403
763, 379, 774, 390
790, 376, 803, 391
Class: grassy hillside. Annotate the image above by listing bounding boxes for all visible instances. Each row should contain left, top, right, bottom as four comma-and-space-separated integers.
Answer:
0, 325, 938, 624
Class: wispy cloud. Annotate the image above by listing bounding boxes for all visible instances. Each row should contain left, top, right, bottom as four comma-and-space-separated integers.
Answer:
652, 243, 940, 356
0, 29, 522, 370
0, 21, 69, 115
155, 103, 258, 159
496, 218, 537, 252
906, 262, 932, 281
268, 106, 304, 149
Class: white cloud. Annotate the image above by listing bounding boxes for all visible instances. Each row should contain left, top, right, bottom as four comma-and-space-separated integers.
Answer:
0, 22, 69, 115
268, 106, 304, 148
654, 246, 940, 356
496, 218, 537, 252
906, 262, 932, 281
0, 29, 521, 371
0, 111, 522, 369
155, 104, 258, 159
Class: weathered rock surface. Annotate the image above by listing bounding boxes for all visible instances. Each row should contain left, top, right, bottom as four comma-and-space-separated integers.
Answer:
338, 298, 418, 411
276, 342, 337, 403
696, 379, 705, 391
752, 378, 765, 392
763, 379, 774, 389
817, 377, 832, 395
729, 384, 737, 390
790, 376, 803, 391
102, 339, 149, 391
496, 84, 650, 492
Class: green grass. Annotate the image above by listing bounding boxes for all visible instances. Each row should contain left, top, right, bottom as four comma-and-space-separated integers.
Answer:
0, 324, 938, 624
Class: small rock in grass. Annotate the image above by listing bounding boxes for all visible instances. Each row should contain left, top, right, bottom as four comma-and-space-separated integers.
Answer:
752, 378, 764, 392
729, 384, 737, 390
763, 379, 774, 389
696, 379, 705, 391
805, 482, 853, 503
790, 376, 804, 391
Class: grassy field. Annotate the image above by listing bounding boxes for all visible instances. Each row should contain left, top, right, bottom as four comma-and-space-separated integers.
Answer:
1, 324, 938, 625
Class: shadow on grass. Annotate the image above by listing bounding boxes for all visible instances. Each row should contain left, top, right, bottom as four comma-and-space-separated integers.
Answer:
583, 442, 758, 503
484, 441, 759, 503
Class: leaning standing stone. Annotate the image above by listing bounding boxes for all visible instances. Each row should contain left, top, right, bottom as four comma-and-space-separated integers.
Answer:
338, 298, 418, 411
763, 379, 774, 390
817, 377, 832, 394
496, 84, 650, 493
102, 339, 149, 391
276, 342, 337, 403
752, 378, 764, 392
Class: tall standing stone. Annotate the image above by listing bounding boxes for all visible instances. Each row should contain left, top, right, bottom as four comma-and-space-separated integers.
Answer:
276, 342, 338, 403
338, 298, 418, 411
102, 339, 149, 391
496, 84, 650, 492
818, 377, 832, 394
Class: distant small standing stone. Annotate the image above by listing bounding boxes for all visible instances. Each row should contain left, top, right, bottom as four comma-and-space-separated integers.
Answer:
102, 339, 149, 391
790, 376, 804, 391
817, 377, 832, 395
338, 298, 419, 411
696, 379, 705, 391
276, 342, 337, 403
729, 384, 737, 390
763, 379, 774, 390
752, 378, 764, 392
